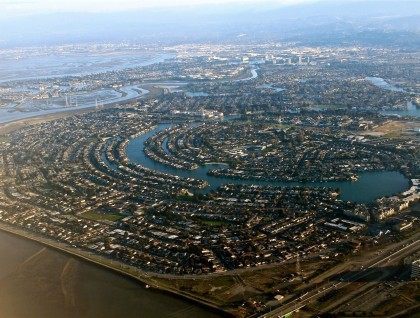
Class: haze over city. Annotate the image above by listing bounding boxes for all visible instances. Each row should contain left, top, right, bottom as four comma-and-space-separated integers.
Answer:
0, 0, 418, 317
1, 0, 317, 15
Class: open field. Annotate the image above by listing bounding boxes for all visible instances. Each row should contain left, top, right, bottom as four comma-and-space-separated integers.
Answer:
81, 211, 124, 222
368, 120, 420, 139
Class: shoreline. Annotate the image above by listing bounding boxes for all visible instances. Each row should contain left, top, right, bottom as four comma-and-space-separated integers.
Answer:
0, 89, 150, 134
0, 80, 179, 133
0, 107, 94, 134
0, 222, 232, 317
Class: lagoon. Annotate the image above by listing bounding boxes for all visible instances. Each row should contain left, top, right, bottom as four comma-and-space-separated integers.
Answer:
126, 124, 410, 203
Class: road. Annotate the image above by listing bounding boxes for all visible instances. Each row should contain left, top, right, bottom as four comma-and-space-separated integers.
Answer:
260, 236, 420, 318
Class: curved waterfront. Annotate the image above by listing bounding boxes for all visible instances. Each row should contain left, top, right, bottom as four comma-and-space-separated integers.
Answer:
125, 124, 410, 203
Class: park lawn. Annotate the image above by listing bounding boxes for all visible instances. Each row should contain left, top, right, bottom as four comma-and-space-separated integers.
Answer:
82, 211, 123, 222
0, 135, 10, 143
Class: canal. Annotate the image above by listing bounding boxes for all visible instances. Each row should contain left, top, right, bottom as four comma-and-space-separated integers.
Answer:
126, 123, 410, 203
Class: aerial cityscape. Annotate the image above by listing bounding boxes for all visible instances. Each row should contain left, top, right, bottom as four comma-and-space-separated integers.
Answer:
0, 1, 419, 317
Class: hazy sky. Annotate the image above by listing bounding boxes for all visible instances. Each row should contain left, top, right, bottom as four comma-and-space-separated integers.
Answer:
0, 0, 314, 16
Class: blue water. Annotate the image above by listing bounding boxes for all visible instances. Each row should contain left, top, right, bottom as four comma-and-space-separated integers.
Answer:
381, 101, 420, 118
257, 83, 286, 93
366, 77, 405, 92
125, 124, 410, 203
365, 77, 420, 118
186, 92, 210, 97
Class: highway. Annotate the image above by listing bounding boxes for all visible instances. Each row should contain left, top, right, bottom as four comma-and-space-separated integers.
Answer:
259, 236, 420, 318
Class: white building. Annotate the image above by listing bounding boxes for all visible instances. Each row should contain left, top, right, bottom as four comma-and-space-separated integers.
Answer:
411, 259, 420, 279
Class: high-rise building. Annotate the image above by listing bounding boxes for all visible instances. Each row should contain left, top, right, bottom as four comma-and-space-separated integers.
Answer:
298, 56, 303, 65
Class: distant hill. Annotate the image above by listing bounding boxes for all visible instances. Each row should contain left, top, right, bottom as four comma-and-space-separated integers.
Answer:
0, 0, 419, 47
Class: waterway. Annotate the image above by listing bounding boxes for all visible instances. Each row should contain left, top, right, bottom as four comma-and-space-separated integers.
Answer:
0, 86, 150, 124
0, 51, 174, 124
0, 230, 222, 318
0, 66, 258, 125
366, 77, 420, 118
380, 101, 420, 118
0, 52, 175, 84
257, 83, 286, 93
365, 77, 405, 93
125, 123, 410, 203
186, 92, 210, 97
234, 68, 258, 82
